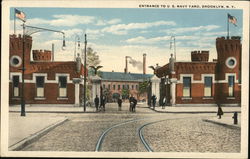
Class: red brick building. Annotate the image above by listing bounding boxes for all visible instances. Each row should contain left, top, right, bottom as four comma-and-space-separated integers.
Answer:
155, 36, 241, 106
9, 34, 86, 106
99, 71, 153, 102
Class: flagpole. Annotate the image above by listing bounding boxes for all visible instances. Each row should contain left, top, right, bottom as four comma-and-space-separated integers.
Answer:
227, 13, 229, 38
14, 9, 16, 35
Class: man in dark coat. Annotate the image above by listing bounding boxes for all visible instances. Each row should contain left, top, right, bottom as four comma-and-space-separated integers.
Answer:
102, 96, 106, 111
94, 95, 99, 112
129, 95, 134, 112
117, 97, 122, 111
152, 95, 157, 109
217, 104, 223, 119
132, 97, 137, 112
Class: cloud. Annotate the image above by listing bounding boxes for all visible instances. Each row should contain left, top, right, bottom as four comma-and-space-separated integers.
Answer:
96, 18, 121, 26
102, 20, 176, 35
162, 25, 221, 34
125, 35, 198, 44
25, 15, 121, 27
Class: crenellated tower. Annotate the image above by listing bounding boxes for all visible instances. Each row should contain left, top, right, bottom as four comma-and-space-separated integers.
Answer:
191, 50, 209, 62
216, 36, 241, 80
215, 36, 241, 104
32, 50, 52, 62
9, 34, 32, 70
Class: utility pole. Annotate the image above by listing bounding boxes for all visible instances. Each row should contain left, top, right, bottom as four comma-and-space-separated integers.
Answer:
83, 34, 87, 112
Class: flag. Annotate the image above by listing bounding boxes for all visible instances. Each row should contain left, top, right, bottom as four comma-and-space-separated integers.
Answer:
228, 13, 237, 26
15, 8, 26, 22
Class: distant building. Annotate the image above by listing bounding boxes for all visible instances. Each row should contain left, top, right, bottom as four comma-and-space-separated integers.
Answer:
99, 71, 153, 102
9, 34, 87, 106
154, 36, 241, 106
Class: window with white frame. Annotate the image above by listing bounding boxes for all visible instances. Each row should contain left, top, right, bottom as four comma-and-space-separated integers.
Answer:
36, 76, 45, 97
228, 76, 234, 97
183, 77, 191, 97
59, 76, 67, 97
13, 75, 19, 97
204, 77, 212, 97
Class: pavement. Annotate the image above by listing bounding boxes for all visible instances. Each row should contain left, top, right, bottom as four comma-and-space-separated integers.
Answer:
8, 103, 241, 151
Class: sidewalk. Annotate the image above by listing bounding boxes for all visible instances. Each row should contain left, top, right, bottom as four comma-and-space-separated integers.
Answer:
9, 105, 96, 113
147, 105, 241, 129
148, 105, 241, 113
9, 113, 68, 151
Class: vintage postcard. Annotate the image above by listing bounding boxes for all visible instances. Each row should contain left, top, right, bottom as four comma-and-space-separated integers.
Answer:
1, 0, 249, 158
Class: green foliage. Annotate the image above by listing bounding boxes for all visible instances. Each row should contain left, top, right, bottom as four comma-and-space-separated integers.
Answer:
102, 88, 112, 102
121, 88, 130, 99
87, 47, 101, 67
139, 80, 150, 95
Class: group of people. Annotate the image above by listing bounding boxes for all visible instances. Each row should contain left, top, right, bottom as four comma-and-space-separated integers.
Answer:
94, 95, 138, 112
94, 95, 107, 112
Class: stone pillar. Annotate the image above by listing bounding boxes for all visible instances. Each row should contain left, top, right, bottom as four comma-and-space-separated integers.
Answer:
90, 75, 102, 103
73, 78, 82, 107
169, 78, 177, 106
151, 75, 161, 106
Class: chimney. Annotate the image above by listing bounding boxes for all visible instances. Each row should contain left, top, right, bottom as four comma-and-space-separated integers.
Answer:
124, 56, 128, 73
143, 53, 146, 74
52, 43, 54, 61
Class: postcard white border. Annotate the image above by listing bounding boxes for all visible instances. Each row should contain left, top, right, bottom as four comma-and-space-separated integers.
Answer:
1, 0, 249, 158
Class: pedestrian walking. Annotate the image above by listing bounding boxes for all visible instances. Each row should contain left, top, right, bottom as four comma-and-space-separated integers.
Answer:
217, 104, 223, 119
129, 95, 134, 112
117, 97, 122, 111
152, 95, 157, 110
102, 95, 106, 111
132, 97, 137, 112
94, 95, 99, 112
162, 97, 166, 109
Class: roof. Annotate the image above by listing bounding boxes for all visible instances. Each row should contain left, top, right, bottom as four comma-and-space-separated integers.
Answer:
25, 61, 87, 78
155, 62, 217, 78
100, 71, 153, 82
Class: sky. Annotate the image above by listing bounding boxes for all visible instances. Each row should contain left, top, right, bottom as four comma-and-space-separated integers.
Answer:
10, 8, 242, 74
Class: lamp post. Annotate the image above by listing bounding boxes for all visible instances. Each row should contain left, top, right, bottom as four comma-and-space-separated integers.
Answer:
74, 34, 81, 61
83, 34, 87, 112
170, 36, 176, 61
20, 23, 66, 116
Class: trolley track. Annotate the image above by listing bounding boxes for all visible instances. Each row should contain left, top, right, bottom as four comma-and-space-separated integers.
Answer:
95, 115, 214, 152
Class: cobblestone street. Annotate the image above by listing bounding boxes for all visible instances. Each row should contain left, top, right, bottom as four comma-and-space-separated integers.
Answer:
21, 103, 240, 152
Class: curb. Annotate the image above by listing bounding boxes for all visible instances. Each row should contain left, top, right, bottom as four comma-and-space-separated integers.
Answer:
9, 111, 96, 113
9, 118, 69, 151
202, 119, 240, 129
148, 107, 241, 114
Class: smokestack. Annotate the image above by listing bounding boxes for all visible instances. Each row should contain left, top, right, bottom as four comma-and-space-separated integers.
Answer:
52, 43, 54, 61
143, 53, 146, 74
125, 56, 129, 73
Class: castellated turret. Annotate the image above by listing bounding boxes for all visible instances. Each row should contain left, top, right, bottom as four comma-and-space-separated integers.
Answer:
32, 50, 52, 61
216, 36, 241, 80
191, 50, 209, 62
9, 34, 32, 68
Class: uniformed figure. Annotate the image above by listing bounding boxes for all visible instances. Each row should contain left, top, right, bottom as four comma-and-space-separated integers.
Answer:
132, 97, 137, 112
94, 95, 99, 112
217, 104, 223, 119
129, 95, 134, 112
101, 96, 106, 111
117, 97, 122, 111
151, 95, 157, 110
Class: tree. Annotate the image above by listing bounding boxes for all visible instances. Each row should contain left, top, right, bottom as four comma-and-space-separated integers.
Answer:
86, 47, 101, 75
121, 88, 130, 99
103, 88, 112, 102
139, 80, 150, 95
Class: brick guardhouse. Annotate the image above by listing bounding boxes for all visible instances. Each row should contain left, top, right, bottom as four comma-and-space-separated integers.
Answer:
9, 34, 87, 106
154, 36, 241, 106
